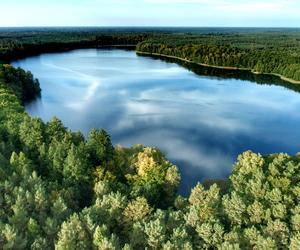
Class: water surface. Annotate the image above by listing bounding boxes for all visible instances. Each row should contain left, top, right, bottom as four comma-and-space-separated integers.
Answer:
13, 49, 300, 195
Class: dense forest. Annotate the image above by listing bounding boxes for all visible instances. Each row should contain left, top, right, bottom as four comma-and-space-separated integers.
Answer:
136, 31, 300, 82
1, 63, 300, 248
1, 27, 300, 82
0, 28, 154, 61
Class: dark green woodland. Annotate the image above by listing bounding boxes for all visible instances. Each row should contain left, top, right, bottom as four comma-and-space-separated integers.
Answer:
1, 27, 300, 81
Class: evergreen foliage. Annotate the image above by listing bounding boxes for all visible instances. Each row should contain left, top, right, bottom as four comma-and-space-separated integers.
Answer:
0, 63, 299, 249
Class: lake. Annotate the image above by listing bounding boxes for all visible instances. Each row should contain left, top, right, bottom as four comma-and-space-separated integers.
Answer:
12, 48, 300, 195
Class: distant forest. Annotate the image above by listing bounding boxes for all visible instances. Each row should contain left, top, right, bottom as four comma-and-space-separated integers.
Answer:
136, 30, 300, 82
1, 27, 300, 81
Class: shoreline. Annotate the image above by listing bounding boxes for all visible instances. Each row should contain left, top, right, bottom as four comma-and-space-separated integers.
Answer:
4, 46, 300, 85
136, 51, 300, 85
3, 44, 137, 63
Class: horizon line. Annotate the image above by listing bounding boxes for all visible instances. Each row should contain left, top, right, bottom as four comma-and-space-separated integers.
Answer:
0, 25, 300, 29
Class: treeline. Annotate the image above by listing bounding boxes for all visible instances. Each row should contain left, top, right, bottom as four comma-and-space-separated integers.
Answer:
1, 66, 300, 249
137, 41, 300, 81
0, 64, 41, 103
1, 28, 300, 81
0, 29, 153, 61
135, 29, 300, 81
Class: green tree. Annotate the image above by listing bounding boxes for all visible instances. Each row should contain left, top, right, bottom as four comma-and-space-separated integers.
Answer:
55, 214, 92, 250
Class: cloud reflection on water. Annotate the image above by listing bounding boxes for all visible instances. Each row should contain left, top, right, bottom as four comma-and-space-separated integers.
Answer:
13, 48, 300, 195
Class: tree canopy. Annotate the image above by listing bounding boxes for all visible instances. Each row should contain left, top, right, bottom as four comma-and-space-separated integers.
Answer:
0, 63, 300, 249
1, 27, 300, 81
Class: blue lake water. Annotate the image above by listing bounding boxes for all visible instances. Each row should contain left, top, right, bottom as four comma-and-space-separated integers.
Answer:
12, 49, 300, 195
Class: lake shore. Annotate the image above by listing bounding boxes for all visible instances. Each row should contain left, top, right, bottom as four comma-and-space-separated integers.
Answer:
4, 44, 137, 63
136, 51, 300, 85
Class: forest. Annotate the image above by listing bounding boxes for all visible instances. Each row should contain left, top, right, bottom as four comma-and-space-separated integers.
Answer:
1, 58, 300, 248
136, 30, 300, 82
0, 27, 154, 61
1, 27, 300, 82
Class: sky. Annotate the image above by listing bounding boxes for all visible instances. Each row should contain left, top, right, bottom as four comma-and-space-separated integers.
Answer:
0, 0, 299, 27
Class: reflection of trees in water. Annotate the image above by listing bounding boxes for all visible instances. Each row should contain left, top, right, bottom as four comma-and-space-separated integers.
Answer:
140, 54, 300, 94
